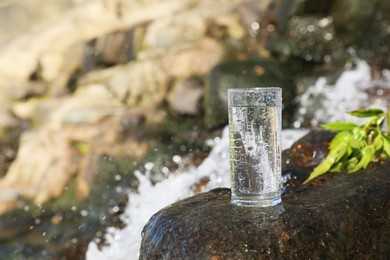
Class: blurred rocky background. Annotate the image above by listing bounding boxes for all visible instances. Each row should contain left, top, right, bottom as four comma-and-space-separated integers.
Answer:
0, 0, 389, 258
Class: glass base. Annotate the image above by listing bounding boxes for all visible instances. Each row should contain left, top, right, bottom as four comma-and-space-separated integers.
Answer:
231, 194, 281, 207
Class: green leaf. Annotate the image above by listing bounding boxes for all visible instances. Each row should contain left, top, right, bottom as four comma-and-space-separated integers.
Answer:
348, 145, 374, 173
303, 159, 333, 184
350, 127, 365, 149
303, 108, 390, 184
349, 108, 383, 118
321, 122, 357, 131
328, 135, 351, 162
346, 157, 359, 172
329, 131, 351, 150
373, 134, 383, 152
383, 134, 390, 157
303, 132, 351, 184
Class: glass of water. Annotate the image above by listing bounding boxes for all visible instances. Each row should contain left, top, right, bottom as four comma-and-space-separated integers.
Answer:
228, 87, 282, 207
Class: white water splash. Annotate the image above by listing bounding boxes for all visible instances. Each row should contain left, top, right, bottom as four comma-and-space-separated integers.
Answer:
294, 60, 386, 127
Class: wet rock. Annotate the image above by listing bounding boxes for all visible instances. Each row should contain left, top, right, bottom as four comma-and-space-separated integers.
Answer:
140, 130, 390, 259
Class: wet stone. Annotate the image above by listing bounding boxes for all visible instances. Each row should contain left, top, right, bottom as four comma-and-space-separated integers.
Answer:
140, 130, 390, 259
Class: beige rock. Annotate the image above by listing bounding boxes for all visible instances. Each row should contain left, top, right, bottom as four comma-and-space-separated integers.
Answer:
0, 78, 46, 101
39, 42, 84, 83
214, 14, 246, 40
0, 104, 19, 129
39, 51, 64, 81
79, 59, 171, 107
0, 72, 174, 214
0, 129, 77, 204
142, 13, 207, 50
168, 78, 203, 115
161, 38, 224, 78
0, 0, 189, 82
0, 188, 19, 215
0, 0, 73, 44
0, 106, 159, 214
79, 37, 223, 109
11, 98, 40, 120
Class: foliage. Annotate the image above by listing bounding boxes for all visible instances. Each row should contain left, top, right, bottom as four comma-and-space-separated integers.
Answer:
304, 108, 390, 184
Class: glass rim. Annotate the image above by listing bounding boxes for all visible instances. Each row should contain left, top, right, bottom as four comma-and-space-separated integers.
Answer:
228, 87, 281, 93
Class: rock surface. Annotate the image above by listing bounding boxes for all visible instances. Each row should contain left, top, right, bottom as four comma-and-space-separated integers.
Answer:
140, 130, 390, 259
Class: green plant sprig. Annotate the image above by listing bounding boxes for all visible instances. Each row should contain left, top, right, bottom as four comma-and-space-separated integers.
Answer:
303, 108, 390, 184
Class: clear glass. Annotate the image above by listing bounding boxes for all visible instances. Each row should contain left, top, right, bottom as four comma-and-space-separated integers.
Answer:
228, 87, 282, 207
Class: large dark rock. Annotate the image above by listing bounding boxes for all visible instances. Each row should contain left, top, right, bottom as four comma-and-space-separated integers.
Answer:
140, 130, 390, 259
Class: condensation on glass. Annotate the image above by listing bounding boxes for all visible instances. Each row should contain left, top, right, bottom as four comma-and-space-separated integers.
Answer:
228, 87, 282, 207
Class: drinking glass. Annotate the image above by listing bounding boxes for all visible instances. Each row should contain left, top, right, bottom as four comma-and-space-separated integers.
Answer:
228, 87, 282, 207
